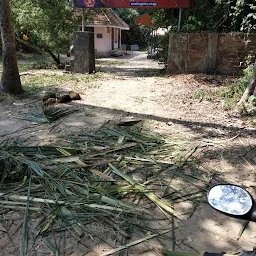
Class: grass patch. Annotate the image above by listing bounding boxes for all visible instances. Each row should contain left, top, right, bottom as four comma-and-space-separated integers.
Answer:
17, 53, 53, 63
21, 71, 103, 95
0, 52, 104, 99
19, 62, 56, 72
0, 92, 16, 103
0, 53, 55, 72
193, 88, 217, 101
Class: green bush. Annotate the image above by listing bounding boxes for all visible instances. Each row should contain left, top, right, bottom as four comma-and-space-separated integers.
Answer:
217, 64, 253, 109
157, 31, 171, 65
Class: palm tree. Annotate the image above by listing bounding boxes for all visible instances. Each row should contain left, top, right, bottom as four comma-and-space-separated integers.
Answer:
0, 0, 23, 94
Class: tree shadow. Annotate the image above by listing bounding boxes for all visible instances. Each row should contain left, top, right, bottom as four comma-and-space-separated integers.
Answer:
96, 66, 165, 77
95, 51, 165, 78
80, 103, 256, 137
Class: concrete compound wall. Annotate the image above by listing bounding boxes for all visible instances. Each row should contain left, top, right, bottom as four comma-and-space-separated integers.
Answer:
167, 33, 256, 76
73, 31, 95, 74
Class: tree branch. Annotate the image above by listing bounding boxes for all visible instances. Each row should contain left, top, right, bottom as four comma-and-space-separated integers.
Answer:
237, 61, 256, 106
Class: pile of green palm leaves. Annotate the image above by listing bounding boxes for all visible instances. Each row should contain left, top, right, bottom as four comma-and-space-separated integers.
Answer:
0, 125, 211, 255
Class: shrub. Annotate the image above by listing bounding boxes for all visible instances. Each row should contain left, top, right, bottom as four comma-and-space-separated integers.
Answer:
217, 64, 253, 109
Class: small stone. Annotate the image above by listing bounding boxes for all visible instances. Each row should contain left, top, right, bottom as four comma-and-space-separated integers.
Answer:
232, 112, 242, 118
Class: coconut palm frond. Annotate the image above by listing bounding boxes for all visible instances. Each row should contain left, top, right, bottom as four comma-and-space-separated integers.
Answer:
43, 105, 79, 122
0, 126, 214, 254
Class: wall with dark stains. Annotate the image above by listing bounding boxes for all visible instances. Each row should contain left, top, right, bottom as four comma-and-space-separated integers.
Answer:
73, 32, 95, 74
167, 33, 256, 76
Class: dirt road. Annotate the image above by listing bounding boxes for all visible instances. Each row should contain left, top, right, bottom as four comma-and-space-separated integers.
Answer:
0, 51, 255, 255
83, 52, 256, 254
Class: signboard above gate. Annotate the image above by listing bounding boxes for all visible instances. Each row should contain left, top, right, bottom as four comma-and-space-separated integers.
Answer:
74, 0, 190, 8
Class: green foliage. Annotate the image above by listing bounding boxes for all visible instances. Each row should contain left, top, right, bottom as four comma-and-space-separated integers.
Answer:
217, 64, 253, 109
157, 31, 170, 64
182, 15, 204, 32
10, 0, 79, 55
151, 9, 179, 28
114, 9, 151, 48
151, 0, 255, 33
248, 95, 256, 104
193, 88, 216, 101
227, 0, 256, 33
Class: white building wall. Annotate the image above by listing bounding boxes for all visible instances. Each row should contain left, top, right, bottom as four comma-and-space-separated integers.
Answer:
93, 27, 123, 57
94, 27, 111, 57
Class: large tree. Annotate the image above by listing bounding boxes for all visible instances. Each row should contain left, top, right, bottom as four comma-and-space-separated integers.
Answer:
10, 0, 78, 66
114, 8, 152, 48
0, 0, 23, 94
151, 0, 255, 33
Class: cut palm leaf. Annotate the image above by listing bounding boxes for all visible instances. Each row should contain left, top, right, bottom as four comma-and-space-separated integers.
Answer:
108, 163, 179, 217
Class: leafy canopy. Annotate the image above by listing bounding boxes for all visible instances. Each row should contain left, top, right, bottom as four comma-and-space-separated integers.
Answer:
150, 0, 255, 33
10, 0, 78, 54
114, 8, 152, 48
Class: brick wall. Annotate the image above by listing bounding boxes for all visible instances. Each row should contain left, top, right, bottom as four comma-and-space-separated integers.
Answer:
167, 33, 256, 76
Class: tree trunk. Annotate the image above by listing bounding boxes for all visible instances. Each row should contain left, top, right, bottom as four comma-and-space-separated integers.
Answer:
237, 61, 256, 106
44, 48, 61, 66
0, 0, 23, 94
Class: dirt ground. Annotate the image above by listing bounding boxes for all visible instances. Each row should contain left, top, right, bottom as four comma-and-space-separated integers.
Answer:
0, 51, 255, 255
